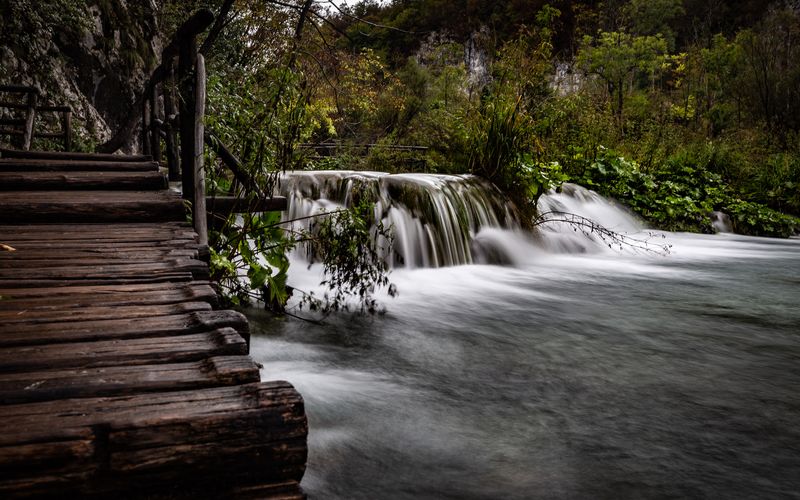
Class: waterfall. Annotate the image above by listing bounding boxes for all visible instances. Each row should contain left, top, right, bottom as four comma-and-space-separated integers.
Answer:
278, 171, 519, 268
277, 174, 658, 269
535, 183, 645, 254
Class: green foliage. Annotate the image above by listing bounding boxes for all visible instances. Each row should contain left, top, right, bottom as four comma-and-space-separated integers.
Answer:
209, 211, 294, 308
303, 199, 396, 315
574, 149, 799, 237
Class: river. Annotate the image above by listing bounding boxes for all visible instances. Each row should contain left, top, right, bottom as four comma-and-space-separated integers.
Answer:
246, 177, 800, 499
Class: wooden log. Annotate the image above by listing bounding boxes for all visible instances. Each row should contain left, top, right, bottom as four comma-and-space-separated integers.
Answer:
179, 34, 198, 207
0, 255, 200, 268
62, 109, 72, 152
0, 190, 186, 223
0, 118, 25, 126
141, 95, 151, 157
0, 274, 195, 288
207, 195, 288, 214
22, 91, 36, 151
163, 61, 180, 181
0, 280, 213, 299
0, 222, 196, 242
0, 355, 259, 404
0, 148, 152, 162
0, 170, 168, 190
0, 283, 216, 310
0, 248, 198, 262
0, 84, 39, 94
0, 309, 249, 347
150, 83, 162, 163
0, 101, 28, 110
0, 331, 249, 373
0, 260, 208, 283
0, 158, 159, 171
194, 53, 208, 247
1, 241, 198, 253
0, 382, 306, 498
0, 301, 212, 326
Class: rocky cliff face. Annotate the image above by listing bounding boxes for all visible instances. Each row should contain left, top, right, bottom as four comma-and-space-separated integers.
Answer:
0, 0, 162, 151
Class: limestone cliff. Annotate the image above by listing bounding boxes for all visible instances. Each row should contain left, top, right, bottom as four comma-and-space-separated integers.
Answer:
0, 0, 162, 151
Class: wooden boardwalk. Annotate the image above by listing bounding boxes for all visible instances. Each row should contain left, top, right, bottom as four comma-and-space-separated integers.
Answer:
0, 149, 307, 498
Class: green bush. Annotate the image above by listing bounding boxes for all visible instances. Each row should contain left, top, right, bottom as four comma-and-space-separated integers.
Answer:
573, 149, 800, 237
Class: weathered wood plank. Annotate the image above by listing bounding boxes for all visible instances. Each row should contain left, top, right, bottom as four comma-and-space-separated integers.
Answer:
0, 248, 198, 261
0, 255, 204, 269
0, 221, 192, 233
0, 328, 247, 373
207, 195, 288, 214
0, 355, 259, 404
2, 240, 198, 252
0, 310, 249, 347
0, 281, 214, 299
0, 259, 208, 281
0, 158, 159, 171
0, 170, 168, 190
0, 382, 307, 498
0, 301, 212, 325
0, 148, 153, 162
0, 190, 185, 223
0, 283, 216, 310
0, 273, 196, 288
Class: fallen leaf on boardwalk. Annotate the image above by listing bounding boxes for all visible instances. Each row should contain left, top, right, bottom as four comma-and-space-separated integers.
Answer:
0, 243, 16, 252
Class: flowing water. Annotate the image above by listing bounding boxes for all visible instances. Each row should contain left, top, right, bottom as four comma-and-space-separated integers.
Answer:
248, 175, 800, 499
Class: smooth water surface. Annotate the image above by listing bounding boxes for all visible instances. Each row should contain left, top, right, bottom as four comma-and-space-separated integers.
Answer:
248, 232, 800, 499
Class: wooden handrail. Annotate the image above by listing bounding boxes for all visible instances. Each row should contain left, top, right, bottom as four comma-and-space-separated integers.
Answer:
113, 8, 218, 246
0, 86, 71, 151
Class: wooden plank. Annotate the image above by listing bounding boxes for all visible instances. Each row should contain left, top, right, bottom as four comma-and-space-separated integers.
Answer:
0, 248, 199, 261
0, 147, 153, 162
0, 382, 306, 498
0, 273, 195, 288
0, 170, 168, 190
0, 281, 214, 299
0, 221, 192, 232
0, 301, 212, 325
0, 259, 208, 280
0, 330, 250, 372
0, 190, 186, 223
0, 310, 249, 347
3, 240, 198, 252
0, 332, 248, 372
194, 53, 209, 247
0, 283, 217, 310
0, 355, 260, 404
0, 158, 159, 171
0, 255, 202, 268
207, 195, 288, 214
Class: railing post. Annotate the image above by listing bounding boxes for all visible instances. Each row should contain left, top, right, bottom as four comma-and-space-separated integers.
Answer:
22, 90, 37, 151
163, 60, 180, 181
194, 54, 208, 247
150, 83, 161, 162
178, 36, 198, 207
141, 94, 151, 156
62, 109, 71, 152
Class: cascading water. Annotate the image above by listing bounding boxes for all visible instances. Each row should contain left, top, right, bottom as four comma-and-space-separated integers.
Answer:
251, 171, 800, 499
278, 173, 656, 269
535, 182, 646, 254
278, 171, 520, 268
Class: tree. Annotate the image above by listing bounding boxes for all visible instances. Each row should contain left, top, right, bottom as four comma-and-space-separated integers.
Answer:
577, 30, 668, 127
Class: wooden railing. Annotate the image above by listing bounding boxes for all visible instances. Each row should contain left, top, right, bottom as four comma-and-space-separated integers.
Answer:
0, 85, 72, 151
137, 9, 285, 247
